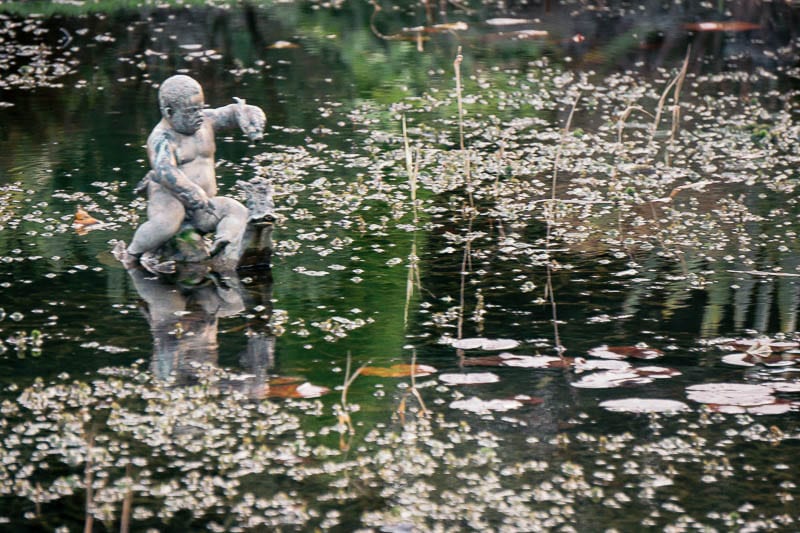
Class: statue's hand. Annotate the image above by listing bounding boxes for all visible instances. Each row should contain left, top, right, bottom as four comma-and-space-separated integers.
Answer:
233, 97, 267, 141
179, 189, 213, 215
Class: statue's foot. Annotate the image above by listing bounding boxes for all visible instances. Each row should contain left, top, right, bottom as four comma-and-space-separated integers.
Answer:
140, 252, 176, 275
112, 241, 141, 270
209, 238, 230, 258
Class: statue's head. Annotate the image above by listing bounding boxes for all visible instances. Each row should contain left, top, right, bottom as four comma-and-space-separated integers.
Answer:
158, 75, 205, 135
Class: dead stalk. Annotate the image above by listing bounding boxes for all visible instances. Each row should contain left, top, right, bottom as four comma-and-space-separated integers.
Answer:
649, 75, 679, 146
401, 115, 419, 225
551, 92, 581, 205
453, 46, 473, 206
404, 239, 419, 326
398, 349, 429, 424
409, 349, 428, 416
456, 219, 473, 340
339, 352, 367, 436
368, 0, 389, 40
544, 92, 580, 357
667, 47, 691, 164
545, 263, 564, 355
649, 46, 691, 150
616, 105, 654, 146
35, 483, 42, 518
83, 433, 95, 533
120, 464, 133, 533
401, 114, 422, 326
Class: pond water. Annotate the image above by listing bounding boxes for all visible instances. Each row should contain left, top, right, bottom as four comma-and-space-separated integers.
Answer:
1, 1, 800, 531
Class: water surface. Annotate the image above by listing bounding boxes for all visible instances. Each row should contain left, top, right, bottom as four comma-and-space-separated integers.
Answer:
1, 1, 799, 530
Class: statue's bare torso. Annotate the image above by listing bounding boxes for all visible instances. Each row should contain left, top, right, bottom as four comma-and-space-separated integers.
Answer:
147, 117, 218, 198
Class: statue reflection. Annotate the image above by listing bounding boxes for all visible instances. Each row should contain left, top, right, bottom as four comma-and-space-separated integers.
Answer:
127, 265, 275, 399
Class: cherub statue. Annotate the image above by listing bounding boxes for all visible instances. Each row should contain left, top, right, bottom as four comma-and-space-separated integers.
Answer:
115, 74, 266, 272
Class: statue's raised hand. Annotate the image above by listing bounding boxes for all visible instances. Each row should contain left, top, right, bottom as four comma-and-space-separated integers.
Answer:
233, 97, 266, 141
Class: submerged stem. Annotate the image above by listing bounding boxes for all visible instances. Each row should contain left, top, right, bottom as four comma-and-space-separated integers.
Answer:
544, 93, 580, 357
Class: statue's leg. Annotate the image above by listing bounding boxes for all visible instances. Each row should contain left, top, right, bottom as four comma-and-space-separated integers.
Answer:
127, 186, 186, 257
195, 197, 248, 264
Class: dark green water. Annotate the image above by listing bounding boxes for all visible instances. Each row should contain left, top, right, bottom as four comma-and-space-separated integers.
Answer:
1, 1, 799, 531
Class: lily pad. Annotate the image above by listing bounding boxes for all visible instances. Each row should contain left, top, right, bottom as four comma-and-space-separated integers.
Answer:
451, 338, 520, 351
574, 358, 632, 372
685, 383, 775, 406
769, 382, 800, 393
599, 398, 690, 413
722, 353, 797, 367
725, 338, 799, 354
635, 366, 682, 378
721, 353, 757, 367
449, 397, 523, 414
439, 372, 500, 385
587, 345, 664, 360
571, 370, 652, 389
463, 353, 562, 368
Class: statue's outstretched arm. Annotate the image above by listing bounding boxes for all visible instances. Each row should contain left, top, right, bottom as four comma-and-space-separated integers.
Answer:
150, 136, 211, 211
205, 97, 266, 141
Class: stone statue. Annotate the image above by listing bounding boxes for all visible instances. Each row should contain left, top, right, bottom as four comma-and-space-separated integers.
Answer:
114, 74, 270, 274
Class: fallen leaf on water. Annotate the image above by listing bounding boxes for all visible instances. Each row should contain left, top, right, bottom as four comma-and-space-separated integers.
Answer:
74, 207, 101, 227
684, 21, 760, 32
588, 345, 663, 360
439, 372, 500, 385
268, 382, 330, 398
599, 398, 690, 414
359, 363, 437, 378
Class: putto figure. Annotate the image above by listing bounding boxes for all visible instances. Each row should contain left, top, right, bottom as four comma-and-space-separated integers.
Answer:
115, 74, 267, 272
